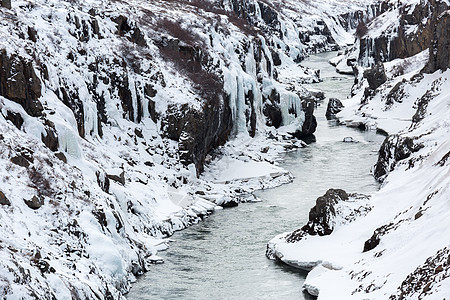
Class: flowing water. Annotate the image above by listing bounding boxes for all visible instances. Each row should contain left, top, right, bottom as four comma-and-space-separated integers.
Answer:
128, 52, 385, 299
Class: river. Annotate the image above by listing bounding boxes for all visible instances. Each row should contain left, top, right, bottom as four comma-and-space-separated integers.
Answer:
127, 51, 385, 299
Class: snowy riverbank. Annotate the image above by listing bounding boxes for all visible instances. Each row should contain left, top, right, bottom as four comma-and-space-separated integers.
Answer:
267, 58, 450, 299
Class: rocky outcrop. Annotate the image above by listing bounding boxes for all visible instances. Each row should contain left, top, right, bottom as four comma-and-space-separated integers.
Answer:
24, 195, 44, 210
285, 189, 349, 242
164, 100, 233, 174
0, 190, 11, 206
325, 98, 344, 119
390, 247, 450, 300
363, 62, 387, 90
358, 0, 449, 67
0, 50, 43, 117
292, 96, 317, 141
423, 10, 449, 73
374, 135, 424, 181
1, 0, 11, 9
262, 88, 282, 128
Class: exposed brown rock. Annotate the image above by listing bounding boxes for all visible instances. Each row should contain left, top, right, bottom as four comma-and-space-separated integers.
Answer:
1, 0, 11, 9
0, 191, 11, 206
0, 50, 43, 117
24, 195, 44, 210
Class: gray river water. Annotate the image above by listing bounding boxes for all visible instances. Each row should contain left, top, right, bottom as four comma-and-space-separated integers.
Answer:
128, 52, 385, 299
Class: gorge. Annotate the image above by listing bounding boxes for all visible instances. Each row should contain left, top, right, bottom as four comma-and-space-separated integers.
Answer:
0, 0, 448, 299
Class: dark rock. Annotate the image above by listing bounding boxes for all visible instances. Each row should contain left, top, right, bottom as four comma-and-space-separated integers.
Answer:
41, 126, 59, 152
424, 10, 449, 72
1, 0, 11, 9
285, 189, 349, 242
4, 110, 24, 129
134, 128, 143, 138
258, 1, 279, 29
222, 200, 238, 208
144, 161, 154, 167
270, 49, 281, 66
325, 98, 344, 119
114, 15, 131, 35
363, 222, 395, 252
293, 96, 317, 140
148, 99, 158, 123
27, 26, 38, 43
0, 50, 43, 117
363, 63, 387, 90
92, 209, 108, 229
310, 90, 325, 100
358, 0, 448, 67
55, 152, 67, 163
24, 195, 44, 209
263, 101, 282, 128
374, 135, 424, 181
58, 86, 85, 137
386, 81, 406, 106
0, 191, 11, 206
106, 170, 125, 185
263, 88, 282, 128
11, 155, 31, 168
144, 83, 157, 98
162, 98, 232, 174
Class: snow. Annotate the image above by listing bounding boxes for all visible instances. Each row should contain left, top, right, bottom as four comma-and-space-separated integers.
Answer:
0, 0, 393, 298
268, 66, 450, 299
338, 50, 434, 134
204, 158, 286, 183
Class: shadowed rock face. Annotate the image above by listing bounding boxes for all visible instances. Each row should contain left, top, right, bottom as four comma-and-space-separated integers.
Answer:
423, 10, 449, 73
0, 191, 11, 206
374, 135, 424, 182
359, 0, 449, 67
163, 100, 233, 175
325, 98, 344, 120
364, 63, 387, 90
0, 50, 43, 117
284, 189, 349, 242
1, 0, 11, 9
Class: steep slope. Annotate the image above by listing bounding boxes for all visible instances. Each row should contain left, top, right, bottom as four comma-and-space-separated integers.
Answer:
267, 0, 450, 298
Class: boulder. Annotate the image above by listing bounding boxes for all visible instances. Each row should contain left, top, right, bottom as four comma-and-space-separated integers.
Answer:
325, 98, 344, 119
1, 0, 11, 9
374, 135, 424, 181
11, 155, 31, 168
293, 96, 317, 141
285, 189, 349, 242
24, 195, 44, 209
221, 200, 238, 208
0, 191, 11, 206
4, 110, 24, 129
55, 152, 67, 163
363, 63, 387, 90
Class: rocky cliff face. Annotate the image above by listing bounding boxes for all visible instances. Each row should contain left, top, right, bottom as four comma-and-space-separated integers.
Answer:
358, 0, 449, 67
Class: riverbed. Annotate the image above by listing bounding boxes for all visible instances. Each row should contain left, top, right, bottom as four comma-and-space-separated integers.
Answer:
127, 51, 385, 299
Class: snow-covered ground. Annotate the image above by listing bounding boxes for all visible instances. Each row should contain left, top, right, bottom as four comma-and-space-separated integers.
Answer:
267, 49, 450, 300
